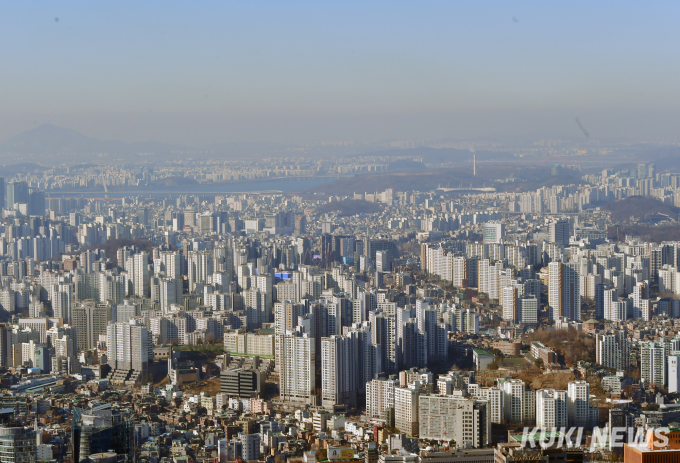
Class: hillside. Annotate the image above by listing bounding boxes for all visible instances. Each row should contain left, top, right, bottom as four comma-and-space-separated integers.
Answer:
604, 196, 680, 222
529, 327, 596, 366
608, 224, 680, 243
314, 200, 384, 217
512, 370, 576, 391
300, 164, 587, 196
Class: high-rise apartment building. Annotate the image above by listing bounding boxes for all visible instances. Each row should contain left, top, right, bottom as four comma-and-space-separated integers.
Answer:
518, 295, 538, 324
501, 287, 518, 322
106, 321, 150, 383
159, 278, 183, 311
188, 251, 213, 292
502, 379, 526, 424
641, 342, 666, 387
567, 381, 590, 427
536, 389, 567, 429
669, 355, 680, 394
482, 222, 504, 244
548, 262, 581, 321
52, 283, 74, 323
134, 251, 149, 298
277, 333, 316, 405
457, 308, 479, 334
366, 377, 397, 420
479, 386, 504, 424
596, 330, 629, 371
418, 394, 489, 447
72, 301, 110, 350
321, 335, 358, 408
159, 250, 181, 279
394, 381, 423, 436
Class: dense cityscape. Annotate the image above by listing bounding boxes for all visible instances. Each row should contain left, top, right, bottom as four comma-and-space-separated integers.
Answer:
0, 154, 679, 463
4, 2, 680, 463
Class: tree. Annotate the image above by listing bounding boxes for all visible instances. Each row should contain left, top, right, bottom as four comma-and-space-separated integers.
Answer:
489, 348, 504, 359
628, 369, 641, 382
534, 358, 544, 370
528, 327, 595, 366
623, 384, 636, 399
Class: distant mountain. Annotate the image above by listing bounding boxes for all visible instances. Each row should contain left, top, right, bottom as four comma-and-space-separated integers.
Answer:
0, 124, 182, 163
0, 163, 49, 175
2, 124, 104, 153
0, 124, 321, 163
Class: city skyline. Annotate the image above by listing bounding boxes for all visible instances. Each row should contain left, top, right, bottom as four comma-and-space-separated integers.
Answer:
4, 3, 680, 461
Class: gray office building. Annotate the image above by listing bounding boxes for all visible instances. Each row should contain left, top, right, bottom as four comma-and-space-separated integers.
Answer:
220, 368, 263, 398
6, 181, 29, 209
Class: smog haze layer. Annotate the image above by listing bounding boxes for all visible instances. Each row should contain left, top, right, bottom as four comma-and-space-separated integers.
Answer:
2, 1, 680, 147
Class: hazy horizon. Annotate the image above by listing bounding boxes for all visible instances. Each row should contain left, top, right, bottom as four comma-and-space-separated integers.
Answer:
3, 1, 680, 146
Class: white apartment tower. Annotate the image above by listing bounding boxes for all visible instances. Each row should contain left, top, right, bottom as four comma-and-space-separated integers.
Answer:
567, 381, 590, 427
278, 333, 316, 405
669, 355, 680, 394
52, 283, 73, 323
160, 278, 183, 311
641, 342, 667, 387
134, 252, 150, 298
519, 295, 538, 324
479, 387, 504, 424
366, 377, 397, 419
502, 379, 526, 424
188, 251, 214, 292
482, 222, 504, 244
106, 321, 150, 378
418, 395, 490, 447
321, 335, 358, 408
160, 251, 181, 280
536, 389, 567, 429
501, 287, 518, 322
394, 381, 423, 436
458, 309, 479, 334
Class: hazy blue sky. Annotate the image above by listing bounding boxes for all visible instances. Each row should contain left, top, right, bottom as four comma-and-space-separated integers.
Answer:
1, 1, 679, 145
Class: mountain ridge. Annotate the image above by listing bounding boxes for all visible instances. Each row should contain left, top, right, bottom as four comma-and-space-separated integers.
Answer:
0, 124, 183, 162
